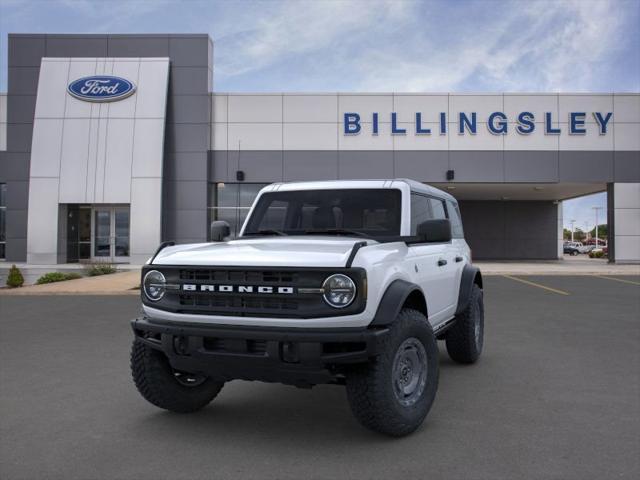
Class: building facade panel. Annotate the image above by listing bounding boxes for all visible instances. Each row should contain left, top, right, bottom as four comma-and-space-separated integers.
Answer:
504, 151, 559, 183
449, 151, 504, 182
282, 151, 339, 181
393, 94, 448, 123
393, 124, 448, 150
394, 151, 449, 182
338, 151, 394, 179
228, 123, 283, 150
283, 123, 338, 150
30, 118, 64, 177
8, 35, 45, 67
614, 151, 640, 182
338, 94, 393, 122
449, 94, 503, 120
614, 124, 640, 151
6, 94, 36, 124
503, 94, 558, 122
107, 35, 170, 57
283, 94, 337, 123
558, 94, 613, 123
613, 94, 640, 122
228, 94, 282, 123
558, 151, 614, 183
45, 35, 109, 57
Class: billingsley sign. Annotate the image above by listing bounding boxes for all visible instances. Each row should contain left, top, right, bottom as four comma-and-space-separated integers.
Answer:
343, 111, 613, 136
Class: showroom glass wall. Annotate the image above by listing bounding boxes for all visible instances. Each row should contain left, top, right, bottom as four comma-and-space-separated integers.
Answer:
208, 183, 267, 238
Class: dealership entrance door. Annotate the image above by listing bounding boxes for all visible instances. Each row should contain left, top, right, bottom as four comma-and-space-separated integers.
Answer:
66, 205, 130, 263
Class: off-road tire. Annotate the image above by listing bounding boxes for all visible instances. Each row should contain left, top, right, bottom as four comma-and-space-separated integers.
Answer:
345, 309, 439, 437
445, 284, 484, 364
131, 340, 224, 413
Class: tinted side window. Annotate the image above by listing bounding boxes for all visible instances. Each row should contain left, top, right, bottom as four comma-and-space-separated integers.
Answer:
446, 200, 464, 238
429, 198, 447, 220
410, 194, 431, 234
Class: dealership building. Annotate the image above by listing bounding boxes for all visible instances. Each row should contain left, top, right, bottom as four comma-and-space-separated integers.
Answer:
0, 33, 638, 265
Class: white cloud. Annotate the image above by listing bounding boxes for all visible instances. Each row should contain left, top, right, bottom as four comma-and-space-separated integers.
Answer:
213, 0, 636, 92
348, 0, 629, 92
214, 0, 413, 79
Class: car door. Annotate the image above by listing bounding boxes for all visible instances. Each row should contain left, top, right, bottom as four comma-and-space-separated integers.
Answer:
407, 194, 458, 325
446, 199, 467, 309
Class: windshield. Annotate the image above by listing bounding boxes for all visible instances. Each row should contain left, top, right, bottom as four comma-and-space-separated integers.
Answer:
242, 189, 402, 238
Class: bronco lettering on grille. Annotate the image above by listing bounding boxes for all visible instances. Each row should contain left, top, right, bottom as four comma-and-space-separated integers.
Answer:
182, 284, 295, 294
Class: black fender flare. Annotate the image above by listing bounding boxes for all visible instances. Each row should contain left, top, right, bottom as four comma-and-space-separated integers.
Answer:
369, 279, 427, 327
455, 264, 483, 315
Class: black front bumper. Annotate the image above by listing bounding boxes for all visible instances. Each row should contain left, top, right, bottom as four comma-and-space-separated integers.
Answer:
131, 317, 389, 387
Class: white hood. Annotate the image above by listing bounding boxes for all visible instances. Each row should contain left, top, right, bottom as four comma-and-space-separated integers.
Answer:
152, 236, 371, 267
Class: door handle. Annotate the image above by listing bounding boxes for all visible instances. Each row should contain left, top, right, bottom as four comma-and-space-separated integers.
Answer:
437, 259, 447, 267
455, 256, 464, 263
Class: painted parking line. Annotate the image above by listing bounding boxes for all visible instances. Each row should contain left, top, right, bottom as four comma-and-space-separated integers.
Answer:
502, 275, 571, 296
593, 275, 640, 286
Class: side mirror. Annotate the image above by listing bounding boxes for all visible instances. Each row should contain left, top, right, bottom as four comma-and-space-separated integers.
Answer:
210, 220, 230, 242
415, 219, 452, 243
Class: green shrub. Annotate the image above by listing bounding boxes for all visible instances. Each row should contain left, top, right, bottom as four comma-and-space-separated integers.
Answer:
6, 265, 25, 288
36, 272, 83, 284
85, 263, 117, 276
589, 250, 605, 258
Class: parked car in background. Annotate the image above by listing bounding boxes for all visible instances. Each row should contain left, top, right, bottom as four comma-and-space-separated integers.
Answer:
589, 245, 608, 258
564, 242, 583, 255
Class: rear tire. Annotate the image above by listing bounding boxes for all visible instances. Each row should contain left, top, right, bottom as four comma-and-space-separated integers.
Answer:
345, 308, 439, 437
445, 284, 484, 364
131, 340, 224, 413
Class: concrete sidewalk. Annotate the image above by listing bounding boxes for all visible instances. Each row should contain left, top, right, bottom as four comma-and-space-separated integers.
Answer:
0, 271, 140, 295
476, 257, 640, 276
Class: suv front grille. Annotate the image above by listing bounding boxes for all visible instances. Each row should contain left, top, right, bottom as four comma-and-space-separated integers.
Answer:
179, 269, 299, 284
142, 266, 366, 319
179, 293, 299, 313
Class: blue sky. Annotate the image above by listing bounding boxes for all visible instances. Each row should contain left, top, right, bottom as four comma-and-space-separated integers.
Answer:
1, 0, 637, 228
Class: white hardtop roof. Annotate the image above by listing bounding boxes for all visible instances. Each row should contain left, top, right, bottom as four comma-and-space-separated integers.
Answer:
262, 179, 457, 202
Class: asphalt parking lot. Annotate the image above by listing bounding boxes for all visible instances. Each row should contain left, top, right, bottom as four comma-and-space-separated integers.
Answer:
1, 275, 639, 480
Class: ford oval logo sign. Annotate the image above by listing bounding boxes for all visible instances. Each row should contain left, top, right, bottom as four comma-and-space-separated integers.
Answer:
67, 76, 136, 102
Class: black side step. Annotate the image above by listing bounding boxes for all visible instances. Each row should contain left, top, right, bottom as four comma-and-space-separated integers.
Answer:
433, 317, 457, 338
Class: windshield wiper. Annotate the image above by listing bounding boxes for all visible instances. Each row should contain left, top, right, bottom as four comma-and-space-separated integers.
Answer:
304, 228, 370, 238
247, 229, 287, 236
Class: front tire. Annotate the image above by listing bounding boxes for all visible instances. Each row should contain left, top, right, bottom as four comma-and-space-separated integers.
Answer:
345, 309, 439, 437
445, 284, 484, 364
131, 340, 224, 413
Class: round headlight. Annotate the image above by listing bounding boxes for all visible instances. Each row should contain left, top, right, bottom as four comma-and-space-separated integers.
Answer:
143, 270, 166, 301
322, 274, 356, 308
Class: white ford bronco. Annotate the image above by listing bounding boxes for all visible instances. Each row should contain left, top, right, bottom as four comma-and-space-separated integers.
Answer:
131, 179, 484, 436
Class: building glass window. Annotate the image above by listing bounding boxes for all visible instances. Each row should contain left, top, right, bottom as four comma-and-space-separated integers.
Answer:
208, 183, 267, 238
0, 183, 6, 259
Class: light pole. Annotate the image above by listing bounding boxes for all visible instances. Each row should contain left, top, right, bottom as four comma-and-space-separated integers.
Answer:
584, 222, 590, 242
570, 219, 576, 242
592, 206, 604, 248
